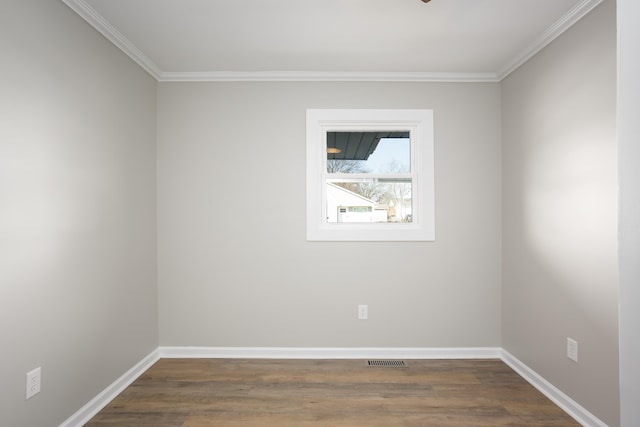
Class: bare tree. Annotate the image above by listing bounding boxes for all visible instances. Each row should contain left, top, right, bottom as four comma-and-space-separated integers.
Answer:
326, 159, 368, 173
327, 159, 382, 200
327, 159, 408, 210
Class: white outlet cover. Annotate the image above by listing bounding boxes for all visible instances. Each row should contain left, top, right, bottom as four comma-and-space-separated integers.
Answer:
567, 338, 578, 362
26, 367, 41, 399
358, 304, 368, 320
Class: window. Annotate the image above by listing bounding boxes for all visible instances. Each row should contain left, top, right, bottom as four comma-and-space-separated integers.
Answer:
306, 109, 434, 241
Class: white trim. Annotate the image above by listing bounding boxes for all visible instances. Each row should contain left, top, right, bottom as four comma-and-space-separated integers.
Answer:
497, 0, 605, 79
61, 0, 162, 79
58, 349, 160, 427
158, 346, 501, 360
157, 71, 499, 83
500, 350, 608, 427
59, 347, 608, 427
61, 0, 602, 83
306, 109, 435, 242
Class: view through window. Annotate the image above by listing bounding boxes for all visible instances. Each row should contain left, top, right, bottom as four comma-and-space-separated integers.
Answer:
306, 109, 434, 241
325, 132, 413, 224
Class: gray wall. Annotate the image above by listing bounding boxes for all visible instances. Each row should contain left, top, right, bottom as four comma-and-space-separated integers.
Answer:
501, 1, 619, 425
618, 0, 640, 424
157, 82, 502, 347
1, 0, 629, 425
0, 1, 158, 426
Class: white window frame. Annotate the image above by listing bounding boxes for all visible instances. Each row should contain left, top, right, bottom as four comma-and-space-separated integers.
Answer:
306, 109, 435, 241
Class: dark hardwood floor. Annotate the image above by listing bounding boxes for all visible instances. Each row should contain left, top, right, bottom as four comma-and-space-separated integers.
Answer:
86, 358, 579, 426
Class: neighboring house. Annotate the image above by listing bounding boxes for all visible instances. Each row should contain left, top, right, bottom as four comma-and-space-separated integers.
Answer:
326, 183, 387, 223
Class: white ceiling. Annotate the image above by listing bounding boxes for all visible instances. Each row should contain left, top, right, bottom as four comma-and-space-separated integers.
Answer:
62, 0, 604, 82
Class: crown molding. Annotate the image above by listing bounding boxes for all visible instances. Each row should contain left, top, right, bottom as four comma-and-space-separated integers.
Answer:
63, 0, 602, 83
497, 0, 605, 80
156, 71, 500, 83
61, 0, 162, 79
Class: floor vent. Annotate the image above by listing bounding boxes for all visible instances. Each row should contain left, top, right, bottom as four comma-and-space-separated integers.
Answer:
367, 360, 407, 367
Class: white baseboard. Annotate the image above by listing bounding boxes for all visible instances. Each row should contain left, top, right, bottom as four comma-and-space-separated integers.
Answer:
58, 348, 160, 427
60, 346, 608, 427
158, 346, 502, 359
500, 349, 607, 427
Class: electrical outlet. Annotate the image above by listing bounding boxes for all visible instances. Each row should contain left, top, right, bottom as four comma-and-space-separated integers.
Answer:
26, 367, 41, 399
567, 338, 578, 362
358, 304, 368, 320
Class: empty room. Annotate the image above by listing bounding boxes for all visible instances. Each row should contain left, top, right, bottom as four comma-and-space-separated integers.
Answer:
1, 0, 639, 426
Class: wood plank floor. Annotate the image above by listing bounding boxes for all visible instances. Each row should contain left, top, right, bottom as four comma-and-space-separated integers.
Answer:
86, 359, 580, 426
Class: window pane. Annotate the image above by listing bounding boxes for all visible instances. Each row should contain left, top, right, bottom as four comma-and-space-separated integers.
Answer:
327, 134, 411, 174
326, 179, 412, 223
